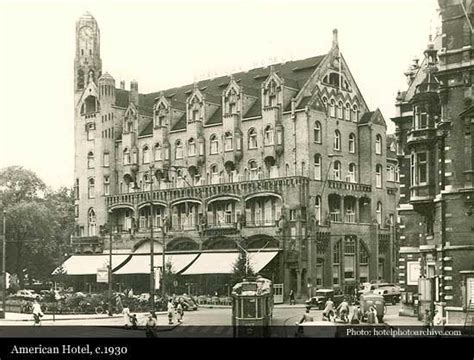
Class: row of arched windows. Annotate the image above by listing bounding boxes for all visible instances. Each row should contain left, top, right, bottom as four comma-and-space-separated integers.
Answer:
314, 122, 356, 153
313, 155, 357, 182
322, 97, 359, 122
122, 126, 277, 165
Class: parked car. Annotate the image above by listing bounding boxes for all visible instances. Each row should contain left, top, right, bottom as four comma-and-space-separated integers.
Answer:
306, 289, 345, 310
174, 295, 198, 311
14, 289, 39, 301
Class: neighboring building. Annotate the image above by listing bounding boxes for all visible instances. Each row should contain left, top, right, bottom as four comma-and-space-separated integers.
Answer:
392, 0, 474, 324
66, 12, 399, 298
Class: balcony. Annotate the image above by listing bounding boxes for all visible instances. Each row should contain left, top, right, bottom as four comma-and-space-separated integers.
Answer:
406, 128, 437, 146
106, 176, 310, 208
71, 236, 103, 254
327, 180, 371, 194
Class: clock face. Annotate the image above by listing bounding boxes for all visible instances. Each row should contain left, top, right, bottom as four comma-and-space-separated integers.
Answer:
79, 26, 93, 40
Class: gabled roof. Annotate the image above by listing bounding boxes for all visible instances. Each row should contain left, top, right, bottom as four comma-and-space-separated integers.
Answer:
114, 55, 326, 116
359, 109, 386, 127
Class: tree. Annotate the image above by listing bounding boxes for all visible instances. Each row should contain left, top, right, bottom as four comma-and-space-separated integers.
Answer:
0, 166, 75, 288
0, 166, 46, 204
232, 250, 254, 285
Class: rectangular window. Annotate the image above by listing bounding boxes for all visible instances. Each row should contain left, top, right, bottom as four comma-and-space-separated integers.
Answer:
74, 205, 79, 218
192, 109, 199, 121
104, 183, 110, 196
289, 209, 297, 221
344, 254, 355, 279
103, 153, 110, 167
229, 103, 236, 115
87, 126, 94, 141
269, 95, 276, 107
417, 152, 427, 184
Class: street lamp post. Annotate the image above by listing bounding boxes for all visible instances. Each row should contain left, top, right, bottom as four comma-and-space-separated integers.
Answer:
107, 210, 113, 316
2, 209, 6, 319
149, 164, 155, 312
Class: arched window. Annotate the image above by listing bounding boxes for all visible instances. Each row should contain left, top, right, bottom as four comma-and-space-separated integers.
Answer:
329, 99, 336, 117
314, 121, 321, 143
322, 96, 328, 110
352, 104, 359, 122
210, 164, 219, 184
337, 100, 343, 119
285, 163, 289, 177
333, 161, 341, 181
348, 133, 356, 153
87, 151, 94, 169
210, 134, 219, 154
387, 165, 395, 182
224, 132, 233, 151
334, 130, 341, 151
375, 134, 382, 155
264, 125, 274, 145
376, 202, 383, 225
154, 143, 161, 161
175, 140, 183, 159
123, 148, 131, 165
376, 164, 382, 188
188, 138, 196, 156
142, 146, 150, 164
315, 196, 321, 224
344, 103, 351, 121
348, 163, 356, 183
314, 154, 322, 180
248, 128, 258, 149
88, 178, 95, 199
88, 208, 97, 236
249, 160, 258, 180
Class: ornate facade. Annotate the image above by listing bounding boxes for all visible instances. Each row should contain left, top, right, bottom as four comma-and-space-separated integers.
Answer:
393, 0, 474, 324
71, 12, 399, 298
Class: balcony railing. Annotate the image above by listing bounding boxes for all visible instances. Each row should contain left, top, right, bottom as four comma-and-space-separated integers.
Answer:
106, 176, 310, 207
406, 128, 437, 145
245, 220, 277, 227
327, 180, 371, 193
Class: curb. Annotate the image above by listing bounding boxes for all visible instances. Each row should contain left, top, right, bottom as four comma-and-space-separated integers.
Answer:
0, 311, 169, 322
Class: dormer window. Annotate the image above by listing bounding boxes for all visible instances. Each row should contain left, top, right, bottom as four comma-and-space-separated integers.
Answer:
156, 115, 165, 127
414, 106, 428, 129
229, 102, 236, 115
264, 125, 274, 146
264, 77, 280, 108
224, 132, 233, 151
188, 138, 196, 157
269, 94, 276, 107
192, 109, 199, 122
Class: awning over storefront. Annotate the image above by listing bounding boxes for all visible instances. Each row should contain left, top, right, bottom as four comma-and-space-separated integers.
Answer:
113, 253, 199, 275
52, 254, 129, 276
181, 251, 279, 275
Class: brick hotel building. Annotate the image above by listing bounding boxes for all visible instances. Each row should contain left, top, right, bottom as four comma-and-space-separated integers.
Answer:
61, 12, 399, 299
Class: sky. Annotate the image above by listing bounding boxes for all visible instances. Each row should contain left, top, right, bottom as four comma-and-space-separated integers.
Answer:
0, 0, 440, 189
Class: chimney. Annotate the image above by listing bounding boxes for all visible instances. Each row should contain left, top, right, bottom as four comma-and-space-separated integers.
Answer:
120, 80, 125, 90
332, 29, 339, 48
130, 80, 138, 105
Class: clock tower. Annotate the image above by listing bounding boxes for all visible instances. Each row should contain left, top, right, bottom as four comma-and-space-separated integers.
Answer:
74, 12, 102, 93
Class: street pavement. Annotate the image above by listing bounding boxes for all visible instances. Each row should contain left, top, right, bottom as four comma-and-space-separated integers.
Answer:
0, 303, 423, 338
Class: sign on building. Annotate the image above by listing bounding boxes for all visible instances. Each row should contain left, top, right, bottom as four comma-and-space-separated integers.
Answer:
407, 261, 421, 285
96, 268, 108, 283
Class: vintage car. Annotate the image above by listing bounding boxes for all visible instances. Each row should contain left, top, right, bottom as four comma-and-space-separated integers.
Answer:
305, 289, 345, 310
359, 293, 386, 323
358, 282, 401, 304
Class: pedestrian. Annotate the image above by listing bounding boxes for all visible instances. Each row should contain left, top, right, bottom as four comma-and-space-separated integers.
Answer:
145, 313, 157, 338
337, 298, 350, 323
289, 290, 295, 305
367, 305, 378, 324
122, 306, 131, 328
116, 294, 123, 313
167, 299, 174, 325
322, 297, 335, 322
32, 297, 44, 327
348, 302, 360, 324
176, 300, 184, 323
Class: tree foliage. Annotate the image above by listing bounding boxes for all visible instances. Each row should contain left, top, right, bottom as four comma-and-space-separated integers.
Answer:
232, 250, 254, 285
0, 167, 74, 287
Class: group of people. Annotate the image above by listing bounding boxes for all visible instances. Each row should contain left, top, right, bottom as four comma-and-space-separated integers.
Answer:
298, 297, 380, 325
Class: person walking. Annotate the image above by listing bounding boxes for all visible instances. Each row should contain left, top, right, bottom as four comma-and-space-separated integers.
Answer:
367, 305, 378, 324
289, 290, 296, 305
32, 298, 44, 327
167, 299, 175, 325
145, 312, 157, 338
122, 306, 131, 328
322, 298, 335, 322
176, 299, 184, 323
348, 302, 361, 324
337, 298, 350, 323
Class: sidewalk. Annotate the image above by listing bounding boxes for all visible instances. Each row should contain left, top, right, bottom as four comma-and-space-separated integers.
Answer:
383, 314, 424, 327
0, 311, 167, 323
